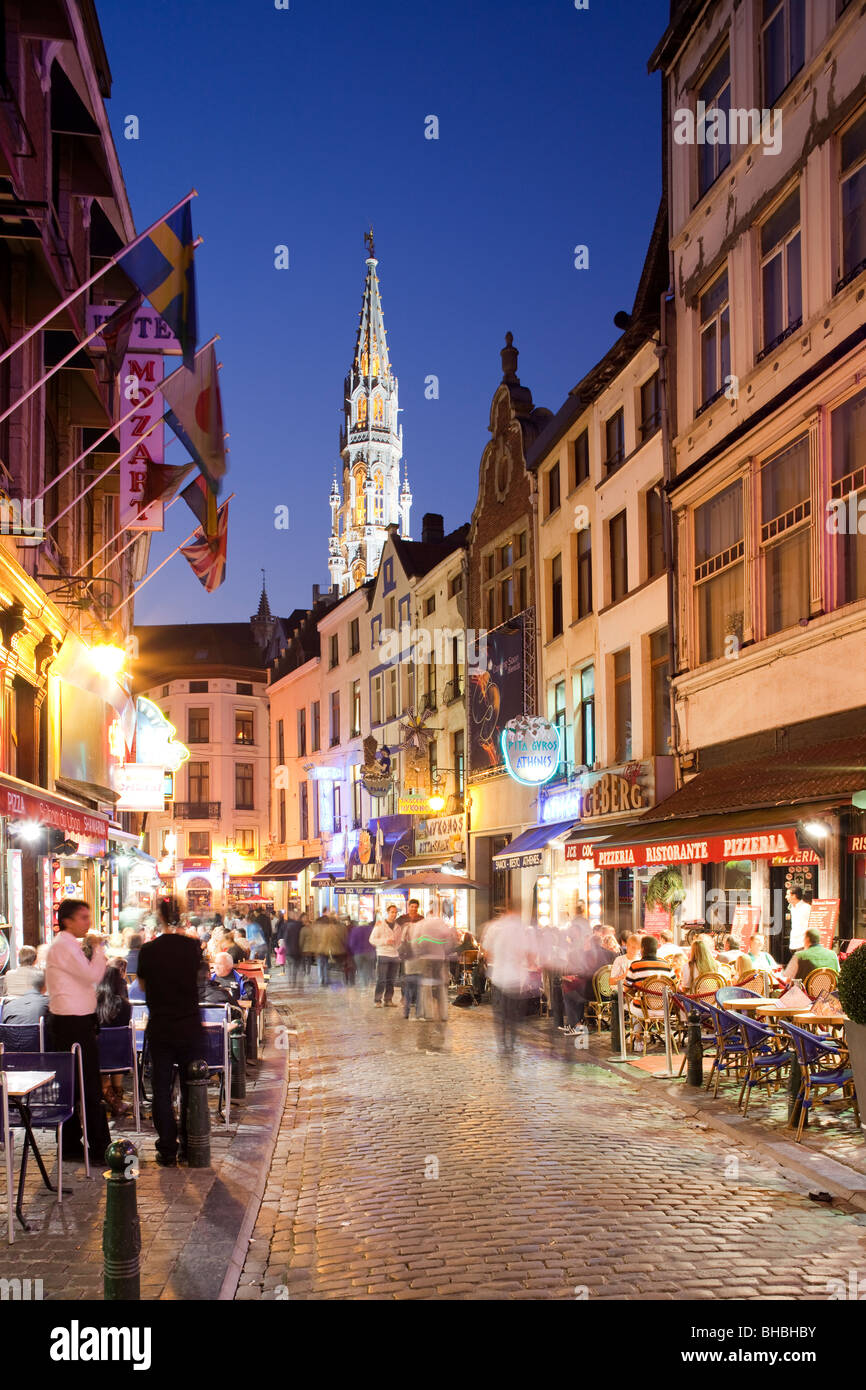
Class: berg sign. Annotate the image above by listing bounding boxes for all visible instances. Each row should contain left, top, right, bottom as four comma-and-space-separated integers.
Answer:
501, 717, 561, 786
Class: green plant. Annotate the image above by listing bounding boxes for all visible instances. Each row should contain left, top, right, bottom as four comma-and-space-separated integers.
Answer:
645, 867, 686, 913
838, 945, 866, 1025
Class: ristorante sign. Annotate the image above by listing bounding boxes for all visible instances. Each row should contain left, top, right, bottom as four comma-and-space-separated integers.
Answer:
593, 829, 799, 869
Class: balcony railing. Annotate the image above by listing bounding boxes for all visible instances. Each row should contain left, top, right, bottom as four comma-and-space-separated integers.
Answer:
173, 801, 221, 819
443, 676, 463, 705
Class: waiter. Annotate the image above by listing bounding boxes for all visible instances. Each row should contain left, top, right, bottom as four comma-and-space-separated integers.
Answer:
137, 915, 204, 1166
45, 898, 111, 1164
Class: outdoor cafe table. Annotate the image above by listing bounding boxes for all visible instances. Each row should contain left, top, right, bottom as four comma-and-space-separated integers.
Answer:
6, 1071, 57, 1231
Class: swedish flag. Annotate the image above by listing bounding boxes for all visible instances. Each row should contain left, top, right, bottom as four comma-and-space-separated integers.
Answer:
118, 202, 197, 367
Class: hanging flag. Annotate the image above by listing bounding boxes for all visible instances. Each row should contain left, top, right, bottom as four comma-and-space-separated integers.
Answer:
140, 459, 195, 510
100, 293, 143, 416
180, 471, 219, 542
117, 202, 197, 367
161, 342, 227, 494
180, 500, 229, 592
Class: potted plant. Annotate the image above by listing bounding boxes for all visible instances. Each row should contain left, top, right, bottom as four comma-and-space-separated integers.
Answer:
838, 944, 866, 1137
645, 867, 686, 915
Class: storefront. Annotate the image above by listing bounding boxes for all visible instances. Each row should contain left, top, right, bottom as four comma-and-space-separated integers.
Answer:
393, 813, 471, 929
335, 815, 413, 922
491, 819, 576, 927
250, 856, 319, 915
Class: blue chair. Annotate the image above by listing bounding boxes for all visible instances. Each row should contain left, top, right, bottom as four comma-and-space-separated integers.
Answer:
672, 993, 717, 1077
735, 1014, 793, 1116
0, 1073, 14, 1244
716, 986, 759, 1005
200, 1005, 231, 1128
128, 980, 146, 1004
131, 1004, 149, 1100
97, 1023, 140, 1132
705, 1005, 750, 1098
777, 1020, 860, 1142
0, 1020, 45, 1053
0, 1048, 89, 1195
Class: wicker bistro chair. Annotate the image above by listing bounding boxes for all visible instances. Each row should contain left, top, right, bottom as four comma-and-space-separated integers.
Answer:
736, 971, 769, 996
630, 976, 679, 1052
692, 971, 729, 999
586, 965, 616, 1032
735, 1014, 794, 1116
803, 968, 839, 1001
777, 1020, 859, 1142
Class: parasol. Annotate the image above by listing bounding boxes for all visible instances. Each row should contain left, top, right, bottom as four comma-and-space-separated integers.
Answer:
382, 871, 480, 890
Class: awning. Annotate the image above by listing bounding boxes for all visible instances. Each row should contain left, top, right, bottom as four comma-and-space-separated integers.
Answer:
0, 772, 110, 847
587, 808, 804, 869
563, 830, 612, 862
251, 857, 319, 881
492, 820, 576, 871
311, 871, 337, 885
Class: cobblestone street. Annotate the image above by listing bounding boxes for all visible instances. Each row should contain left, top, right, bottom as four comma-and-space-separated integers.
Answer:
241, 980, 866, 1301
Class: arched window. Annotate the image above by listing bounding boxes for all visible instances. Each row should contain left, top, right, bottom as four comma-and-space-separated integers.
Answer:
372, 469, 385, 522
357, 395, 367, 424
373, 394, 384, 424
353, 467, 366, 526
360, 349, 369, 375
371, 353, 380, 377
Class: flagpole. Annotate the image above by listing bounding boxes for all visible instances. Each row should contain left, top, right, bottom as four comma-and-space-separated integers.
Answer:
108, 493, 235, 619
0, 190, 198, 370
44, 414, 163, 531
0, 237, 204, 429
90, 493, 182, 580
38, 333, 219, 502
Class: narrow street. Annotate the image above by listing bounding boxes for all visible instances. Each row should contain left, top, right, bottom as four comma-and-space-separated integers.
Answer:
240, 983, 866, 1301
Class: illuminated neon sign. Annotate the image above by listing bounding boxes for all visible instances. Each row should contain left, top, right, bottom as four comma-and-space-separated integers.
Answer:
501, 717, 562, 786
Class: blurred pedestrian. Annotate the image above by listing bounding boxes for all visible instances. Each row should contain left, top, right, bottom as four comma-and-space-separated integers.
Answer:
371, 903, 401, 1005
483, 914, 530, 1054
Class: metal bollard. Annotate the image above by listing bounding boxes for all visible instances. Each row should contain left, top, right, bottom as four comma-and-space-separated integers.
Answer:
610, 979, 628, 1063
788, 1054, 805, 1129
686, 1010, 704, 1087
186, 1060, 212, 1168
655, 987, 675, 1079
230, 1031, 247, 1099
610, 988, 621, 1052
103, 1139, 141, 1300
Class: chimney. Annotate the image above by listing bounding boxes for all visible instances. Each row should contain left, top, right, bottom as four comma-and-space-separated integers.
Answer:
421, 512, 444, 544
312, 583, 320, 605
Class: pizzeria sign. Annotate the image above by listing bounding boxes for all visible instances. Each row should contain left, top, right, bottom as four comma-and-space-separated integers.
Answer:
592, 829, 799, 869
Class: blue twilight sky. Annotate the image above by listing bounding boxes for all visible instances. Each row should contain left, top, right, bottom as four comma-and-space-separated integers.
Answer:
97, 0, 668, 625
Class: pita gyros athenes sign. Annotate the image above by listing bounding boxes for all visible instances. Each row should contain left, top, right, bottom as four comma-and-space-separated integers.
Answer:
501, 717, 561, 786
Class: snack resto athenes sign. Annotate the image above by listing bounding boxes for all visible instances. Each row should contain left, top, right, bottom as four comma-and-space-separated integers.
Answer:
593, 829, 798, 869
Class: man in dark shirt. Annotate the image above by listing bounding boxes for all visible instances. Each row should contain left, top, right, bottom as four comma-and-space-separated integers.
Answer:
137, 924, 205, 1166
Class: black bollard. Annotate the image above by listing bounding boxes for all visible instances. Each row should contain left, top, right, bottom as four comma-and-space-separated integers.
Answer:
186, 1059, 211, 1168
686, 1011, 704, 1087
103, 1139, 141, 1300
230, 1030, 247, 1099
788, 1054, 805, 1129
610, 995, 621, 1052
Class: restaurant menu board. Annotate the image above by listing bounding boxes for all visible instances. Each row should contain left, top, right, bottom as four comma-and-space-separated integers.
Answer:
643, 905, 671, 939
807, 899, 840, 950
731, 904, 762, 951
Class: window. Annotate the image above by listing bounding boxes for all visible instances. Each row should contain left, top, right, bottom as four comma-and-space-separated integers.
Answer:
613, 649, 632, 763
428, 738, 438, 786
831, 387, 866, 604
576, 526, 592, 619
551, 680, 566, 754
761, 0, 805, 108
299, 781, 309, 840
386, 666, 398, 719
694, 481, 745, 662
350, 679, 361, 737
426, 658, 437, 710
371, 674, 383, 723
188, 830, 210, 857
236, 828, 255, 854
189, 680, 208, 693
188, 707, 209, 743
576, 665, 595, 768
840, 108, 866, 287
329, 634, 339, 669
276, 718, 285, 765
351, 764, 362, 825
571, 429, 590, 488
235, 709, 254, 745
609, 510, 628, 602
604, 409, 625, 470
349, 618, 360, 655
448, 572, 463, 597
332, 782, 342, 830
699, 269, 730, 406
760, 188, 802, 353
237, 682, 253, 695
547, 461, 561, 516
235, 763, 254, 810
311, 701, 320, 751
161, 685, 169, 698
424, 595, 436, 616
482, 533, 528, 627
760, 434, 811, 634
386, 595, 396, 629
329, 690, 340, 746
697, 48, 731, 198
188, 761, 209, 803
453, 730, 465, 803
297, 708, 307, 757
639, 374, 660, 441
650, 629, 671, 755
278, 788, 286, 844
550, 553, 563, 638
499, 574, 514, 621
647, 489, 665, 579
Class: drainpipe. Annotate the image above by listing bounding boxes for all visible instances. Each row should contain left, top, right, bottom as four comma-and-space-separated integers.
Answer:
657, 70, 681, 791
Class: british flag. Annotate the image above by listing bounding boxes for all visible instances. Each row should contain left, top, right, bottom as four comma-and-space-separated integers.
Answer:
180, 499, 229, 592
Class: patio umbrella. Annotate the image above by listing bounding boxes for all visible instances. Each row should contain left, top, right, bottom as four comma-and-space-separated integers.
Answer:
382, 871, 480, 890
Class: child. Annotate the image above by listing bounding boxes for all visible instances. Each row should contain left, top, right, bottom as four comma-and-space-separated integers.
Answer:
275, 939, 287, 974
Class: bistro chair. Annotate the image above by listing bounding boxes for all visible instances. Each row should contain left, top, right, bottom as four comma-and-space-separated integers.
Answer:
803, 968, 839, 1001
199, 1005, 231, 1128
97, 1023, 141, 1132
0, 1048, 88, 1191
672, 993, 717, 1077
0, 1020, 45, 1053
777, 1021, 859, 1142
736, 971, 769, 995
630, 976, 677, 1052
0, 1073, 14, 1244
127, 980, 146, 1004
715, 986, 759, 1006
705, 1005, 750, 1098
586, 965, 616, 1032
693, 971, 729, 999
735, 1015, 793, 1116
